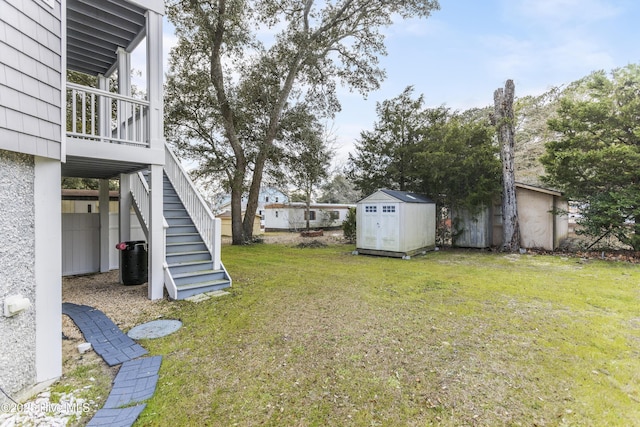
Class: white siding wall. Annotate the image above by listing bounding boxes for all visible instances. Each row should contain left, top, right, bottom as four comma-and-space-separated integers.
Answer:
0, 0, 62, 159
401, 202, 436, 253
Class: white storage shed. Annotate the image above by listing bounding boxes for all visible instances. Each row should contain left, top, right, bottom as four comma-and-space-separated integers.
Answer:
356, 189, 436, 257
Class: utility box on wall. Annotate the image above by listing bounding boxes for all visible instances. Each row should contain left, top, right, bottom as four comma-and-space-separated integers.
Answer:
356, 189, 436, 258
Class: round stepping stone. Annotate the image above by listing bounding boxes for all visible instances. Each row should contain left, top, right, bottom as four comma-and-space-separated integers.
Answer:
127, 319, 182, 339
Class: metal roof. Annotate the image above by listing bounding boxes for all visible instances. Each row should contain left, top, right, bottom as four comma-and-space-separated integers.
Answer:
66, 0, 147, 76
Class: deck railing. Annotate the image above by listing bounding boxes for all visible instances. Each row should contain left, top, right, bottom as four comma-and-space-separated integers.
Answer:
66, 82, 149, 147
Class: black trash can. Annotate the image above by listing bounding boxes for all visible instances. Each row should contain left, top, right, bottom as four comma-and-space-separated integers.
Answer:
118, 241, 148, 285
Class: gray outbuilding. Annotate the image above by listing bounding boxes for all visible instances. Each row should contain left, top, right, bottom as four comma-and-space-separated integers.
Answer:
356, 189, 436, 258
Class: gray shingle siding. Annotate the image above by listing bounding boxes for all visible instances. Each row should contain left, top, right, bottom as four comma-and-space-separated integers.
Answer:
0, 0, 62, 160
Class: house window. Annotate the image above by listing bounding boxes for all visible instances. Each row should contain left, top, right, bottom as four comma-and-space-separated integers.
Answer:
304, 211, 316, 220
275, 211, 279, 218
365, 205, 377, 213
276, 197, 279, 202
87, 204, 92, 213
382, 205, 396, 213
329, 211, 339, 220
265, 197, 269, 202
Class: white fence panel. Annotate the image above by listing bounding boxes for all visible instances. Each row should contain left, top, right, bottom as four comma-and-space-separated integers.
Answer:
62, 213, 144, 276
62, 214, 99, 276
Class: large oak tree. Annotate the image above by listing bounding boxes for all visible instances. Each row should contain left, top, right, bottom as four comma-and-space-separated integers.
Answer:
165, 0, 440, 244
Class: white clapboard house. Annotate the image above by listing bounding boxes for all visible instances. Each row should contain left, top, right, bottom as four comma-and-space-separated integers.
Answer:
264, 202, 355, 231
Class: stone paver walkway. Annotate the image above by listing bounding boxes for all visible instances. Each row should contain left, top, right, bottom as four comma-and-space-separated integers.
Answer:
62, 303, 148, 366
103, 356, 162, 408
86, 405, 147, 427
62, 303, 162, 427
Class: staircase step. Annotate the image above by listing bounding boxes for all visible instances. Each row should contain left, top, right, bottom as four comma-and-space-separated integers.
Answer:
168, 260, 214, 275
164, 202, 185, 210
172, 269, 226, 286
164, 209, 189, 218
167, 224, 198, 234
166, 250, 211, 264
166, 241, 208, 254
166, 233, 202, 244
175, 279, 231, 300
166, 217, 194, 226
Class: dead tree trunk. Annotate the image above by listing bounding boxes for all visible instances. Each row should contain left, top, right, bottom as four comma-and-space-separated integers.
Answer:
493, 79, 520, 252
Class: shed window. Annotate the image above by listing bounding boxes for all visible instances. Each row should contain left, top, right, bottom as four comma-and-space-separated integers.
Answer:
365, 205, 377, 213
305, 211, 316, 220
329, 211, 339, 220
382, 205, 396, 213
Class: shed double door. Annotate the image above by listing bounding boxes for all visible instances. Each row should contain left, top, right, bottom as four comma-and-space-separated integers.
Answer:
362, 202, 400, 251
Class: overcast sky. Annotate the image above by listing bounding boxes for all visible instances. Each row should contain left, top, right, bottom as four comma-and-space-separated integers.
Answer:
147, 0, 640, 166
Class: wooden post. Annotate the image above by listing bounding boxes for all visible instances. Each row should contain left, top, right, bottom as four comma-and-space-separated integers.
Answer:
147, 10, 165, 300
493, 79, 520, 252
99, 179, 110, 272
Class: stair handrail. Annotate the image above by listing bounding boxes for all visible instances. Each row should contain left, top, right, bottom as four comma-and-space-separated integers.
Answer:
130, 171, 150, 233
164, 144, 221, 270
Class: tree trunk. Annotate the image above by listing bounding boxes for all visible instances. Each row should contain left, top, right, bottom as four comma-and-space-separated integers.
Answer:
242, 151, 267, 243
230, 165, 246, 245
305, 191, 311, 231
493, 79, 520, 252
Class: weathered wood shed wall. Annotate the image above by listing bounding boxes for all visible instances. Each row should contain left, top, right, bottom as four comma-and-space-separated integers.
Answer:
453, 183, 568, 250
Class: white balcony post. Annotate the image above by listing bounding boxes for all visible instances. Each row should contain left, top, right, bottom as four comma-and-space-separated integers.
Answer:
148, 164, 164, 300
119, 173, 132, 283
97, 74, 110, 140
117, 48, 132, 141
117, 47, 131, 97
146, 9, 165, 300
146, 10, 163, 151
99, 179, 110, 273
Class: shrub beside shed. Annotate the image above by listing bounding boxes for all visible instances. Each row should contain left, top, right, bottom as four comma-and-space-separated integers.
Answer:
356, 189, 436, 258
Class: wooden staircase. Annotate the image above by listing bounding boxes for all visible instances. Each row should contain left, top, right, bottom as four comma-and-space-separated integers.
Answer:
163, 174, 231, 299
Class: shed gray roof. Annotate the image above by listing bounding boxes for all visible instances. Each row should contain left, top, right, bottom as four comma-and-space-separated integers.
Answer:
380, 189, 434, 203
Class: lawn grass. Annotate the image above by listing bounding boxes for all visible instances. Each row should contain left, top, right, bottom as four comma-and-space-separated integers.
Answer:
137, 244, 640, 426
